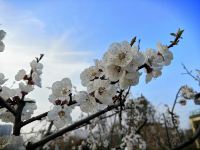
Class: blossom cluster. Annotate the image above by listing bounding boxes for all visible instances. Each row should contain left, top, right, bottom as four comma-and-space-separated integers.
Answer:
47, 78, 73, 128
15, 58, 43, 90
46, 38, 174, 128
178, 85, 200, 105
80, 41, 173, 105
0, 54, 43, 123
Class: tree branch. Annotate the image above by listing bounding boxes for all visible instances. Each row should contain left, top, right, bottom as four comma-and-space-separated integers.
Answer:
170, 87, 182, 142
26, 104, 120, 150
21, 112, 48, 127
0, 96, 17, 115
172, 125, 200, 150
13, 94, 26, 136
168, 28, 184, 48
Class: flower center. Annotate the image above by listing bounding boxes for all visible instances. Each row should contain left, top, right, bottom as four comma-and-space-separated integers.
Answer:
115, 66, 121, 72
91, 71, 97, 77
61, 88, 69, 96
58, 110, 65, 118
118, 52, 126, 60
98, 87, 106, 95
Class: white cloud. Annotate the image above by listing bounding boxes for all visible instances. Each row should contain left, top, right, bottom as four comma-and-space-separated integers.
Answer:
0, 1, 94, 132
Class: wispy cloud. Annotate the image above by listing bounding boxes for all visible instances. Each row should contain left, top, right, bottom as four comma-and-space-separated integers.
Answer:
0, 0, 93, 129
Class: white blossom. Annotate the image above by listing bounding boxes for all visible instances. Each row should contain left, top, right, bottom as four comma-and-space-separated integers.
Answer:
49, 78, 72, 104
103, 41, 133, 67
80, 96, 97, 113
105, 64, 124, 81
145, 68, 162, 84
48, 105, 72, 128
157, 42, 173, 66
48, 94, 62, 105
94, 59, 105, 74
74, 91, 99, 112
0, 30, 6, 52
180, 85, 196, 99
15, 69, 26, 81
119, 71, 141, 89
0, 73, 8, 85
0, 86, 16, 100
144, 48, 163, 68
32, 72, 42, 87
30, 60, 43, 73
29, 60, 43, 87
90, 79, 117, 105
74, 91, 89, 104
19, 82, 34, 94
131, 46, 146, 67
80, 66, 102, 87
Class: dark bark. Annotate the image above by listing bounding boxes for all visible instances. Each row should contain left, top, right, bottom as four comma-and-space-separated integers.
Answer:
21, 112, 48, 127
13, 100, 25, 135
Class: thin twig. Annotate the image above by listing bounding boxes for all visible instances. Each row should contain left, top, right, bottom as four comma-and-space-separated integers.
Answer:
21, 112, 48, 127
44, 121, 53, 136
137, 29, 184, 72
163, 113, 172, 149
170, 87, 182, 141
182, 64, 200, 84
168, 29, 184, 48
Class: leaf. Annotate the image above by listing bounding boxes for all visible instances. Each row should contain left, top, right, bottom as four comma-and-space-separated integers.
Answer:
170, 33, 176, 37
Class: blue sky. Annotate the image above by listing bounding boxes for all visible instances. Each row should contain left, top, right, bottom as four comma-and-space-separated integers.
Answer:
0, 0, 200, 128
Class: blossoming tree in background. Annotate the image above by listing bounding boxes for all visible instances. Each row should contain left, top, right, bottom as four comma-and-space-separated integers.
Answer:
1, 28, 199, 150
